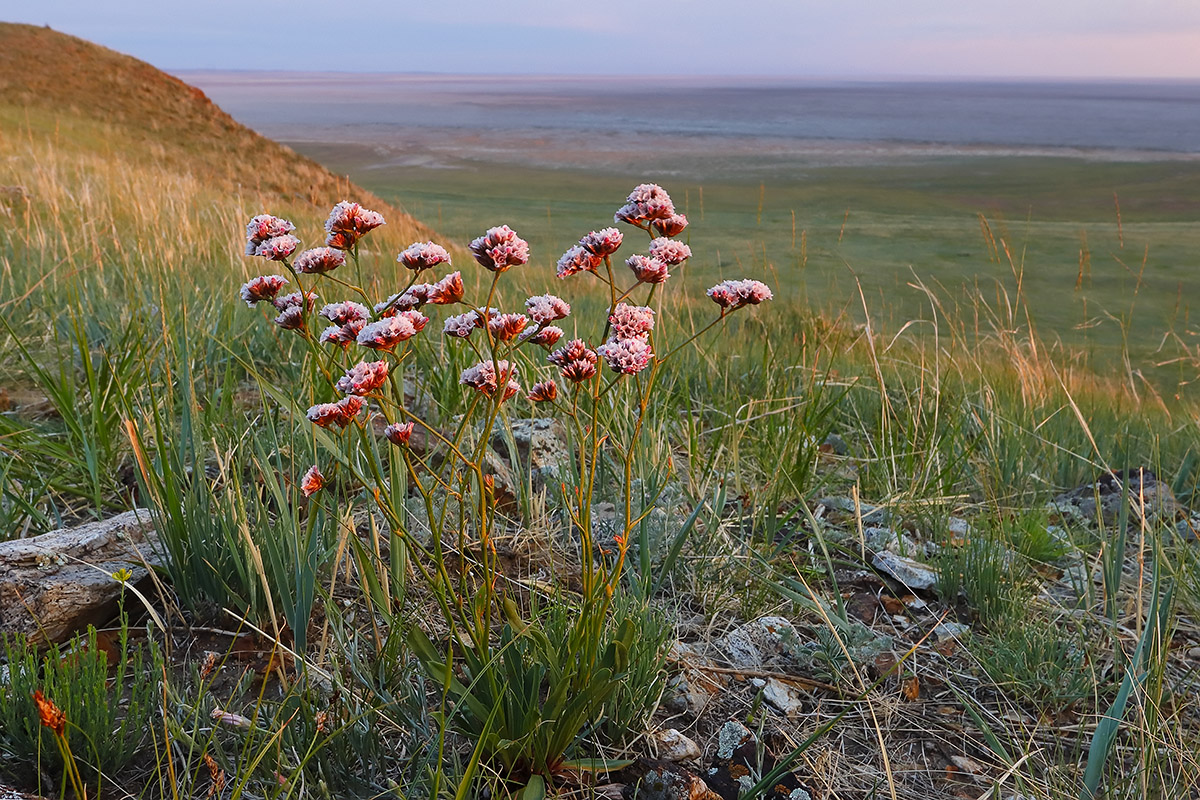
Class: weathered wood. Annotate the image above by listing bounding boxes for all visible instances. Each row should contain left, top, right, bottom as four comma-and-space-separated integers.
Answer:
0, 509, 161, 644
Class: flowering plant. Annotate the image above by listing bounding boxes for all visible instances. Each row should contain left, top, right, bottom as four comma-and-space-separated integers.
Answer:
237, 183, 771, 787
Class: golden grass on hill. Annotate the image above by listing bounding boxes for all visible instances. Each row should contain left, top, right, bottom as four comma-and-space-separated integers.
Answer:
0, 21, 433, 233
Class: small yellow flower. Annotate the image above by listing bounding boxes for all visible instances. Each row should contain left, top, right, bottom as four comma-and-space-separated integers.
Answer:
112, 567, 133, 583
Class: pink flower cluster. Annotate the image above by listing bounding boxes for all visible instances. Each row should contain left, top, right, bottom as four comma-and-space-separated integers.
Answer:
527, 380, 557, 402
470, 225, 529, 272
357, 311, 428, 350
336, 360, 389, 395
461, 359, 521, 400
525, 294, 570, 325
272, 290, 319, 331
626, 254, 670, 285
307, 395, 365, 429
597, 303, 655, 375
706, 279, 774, 310
524, 325, 563, 347
318, 301, 369, 345
556, 245, 603, 279
325, 202, 386, 250
648, 238, 691, 265
384, 421, 415, 446
240, 274, 289, 306
398, 241, 451, 271
613, 184, 688, 236
548, 339, 599, 383
579, 227, 624, 257
301, 465, 325, 497
376, 271, 464, 315
488, 313, 529, 342
294, 247, 346, 275
245, 215, 299, 260
608, 303, 655, 340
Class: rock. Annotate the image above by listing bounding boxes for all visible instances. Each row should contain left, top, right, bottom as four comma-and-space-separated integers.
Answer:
820, 433, 849, 455
0, 784, 48, 800
947, 517, 971, 537
0, 510, 160, 644
1050, 468, 1179, 527
704, 721, 814, 800
620, 761, 721, 800
933, 622, 971, 639
716, 616, 800, 668
651, 728, 702, 763
871, 550, 939, 591
490, 417, 570, 496
761, 678, 805, 716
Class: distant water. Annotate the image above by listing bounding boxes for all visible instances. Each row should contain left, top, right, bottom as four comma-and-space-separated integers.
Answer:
182, 73, 1200, 174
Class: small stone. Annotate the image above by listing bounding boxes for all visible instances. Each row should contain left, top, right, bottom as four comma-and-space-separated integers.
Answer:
871, 550, 939, 590
762, 678, 805, 716
716, 616, 800, 668
651, 728, 702, 763
820, 433, 849, 455
934, 622, 971, 639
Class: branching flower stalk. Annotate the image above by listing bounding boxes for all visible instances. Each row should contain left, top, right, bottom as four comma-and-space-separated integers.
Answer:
236, 182, 771, 780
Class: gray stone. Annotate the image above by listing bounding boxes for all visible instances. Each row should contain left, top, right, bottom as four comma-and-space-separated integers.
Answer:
871, 550, 939, 590
761, 678, 805, 716
716, 616, 800, 668
933, 622, 971, 639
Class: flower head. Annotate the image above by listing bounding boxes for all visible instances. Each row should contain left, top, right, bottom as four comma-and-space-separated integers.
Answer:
555, 245, 603, 279
245, 214, 295, 256
443, 311, 481, 338
548, 339, 599, 383
526, 325, 564, 347
240, 274, 289, 306
525, 294, 571, 325
306, 395, 365, 428
301, 465, 326, 497
319, 301, 369, 326
460, 359, 521, 400
648, 237, 692, 266
653, 213, 689, 237
706, 279, 774, 310
384, 421, 415, 446
273, 291, 319, 312
428, 271, 464, 305
336, 360, 389, 395
488, 313, 529, 342
609, 303, 655, 340
527, 380, 558, 402
579, 227, 624, 257
294, 247, 347, 274
398, 241, 452, 271
212, 708, 252, 730
614, 183, 675, 226
357, 311, 427, 350
33, 690, 66, 736
320, 320, 366, 346
274, 305, 306, 331
377, 285, 431, 316
597, 336, 654, 374
626, 254, 670, 284
469, 225, 529, 272
254, 235, 300, 261
325, 201, 386, 249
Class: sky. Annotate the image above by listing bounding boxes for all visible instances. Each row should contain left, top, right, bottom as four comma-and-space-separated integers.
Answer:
3, 0, 1200, 79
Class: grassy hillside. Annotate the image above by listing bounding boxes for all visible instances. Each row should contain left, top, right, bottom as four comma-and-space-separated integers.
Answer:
0, 22, 433, 227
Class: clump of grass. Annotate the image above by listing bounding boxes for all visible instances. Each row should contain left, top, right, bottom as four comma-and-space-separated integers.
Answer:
0, 620, 158, 792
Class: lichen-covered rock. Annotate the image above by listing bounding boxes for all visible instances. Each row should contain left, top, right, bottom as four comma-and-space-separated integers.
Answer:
621, 760, 721, 800
715, 616, 800, 668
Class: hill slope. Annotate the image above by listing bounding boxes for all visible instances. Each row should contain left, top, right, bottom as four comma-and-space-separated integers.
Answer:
0, 21, 431, 234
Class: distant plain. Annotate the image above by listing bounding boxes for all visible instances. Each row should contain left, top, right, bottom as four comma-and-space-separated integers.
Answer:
186, 73, 1200, 388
